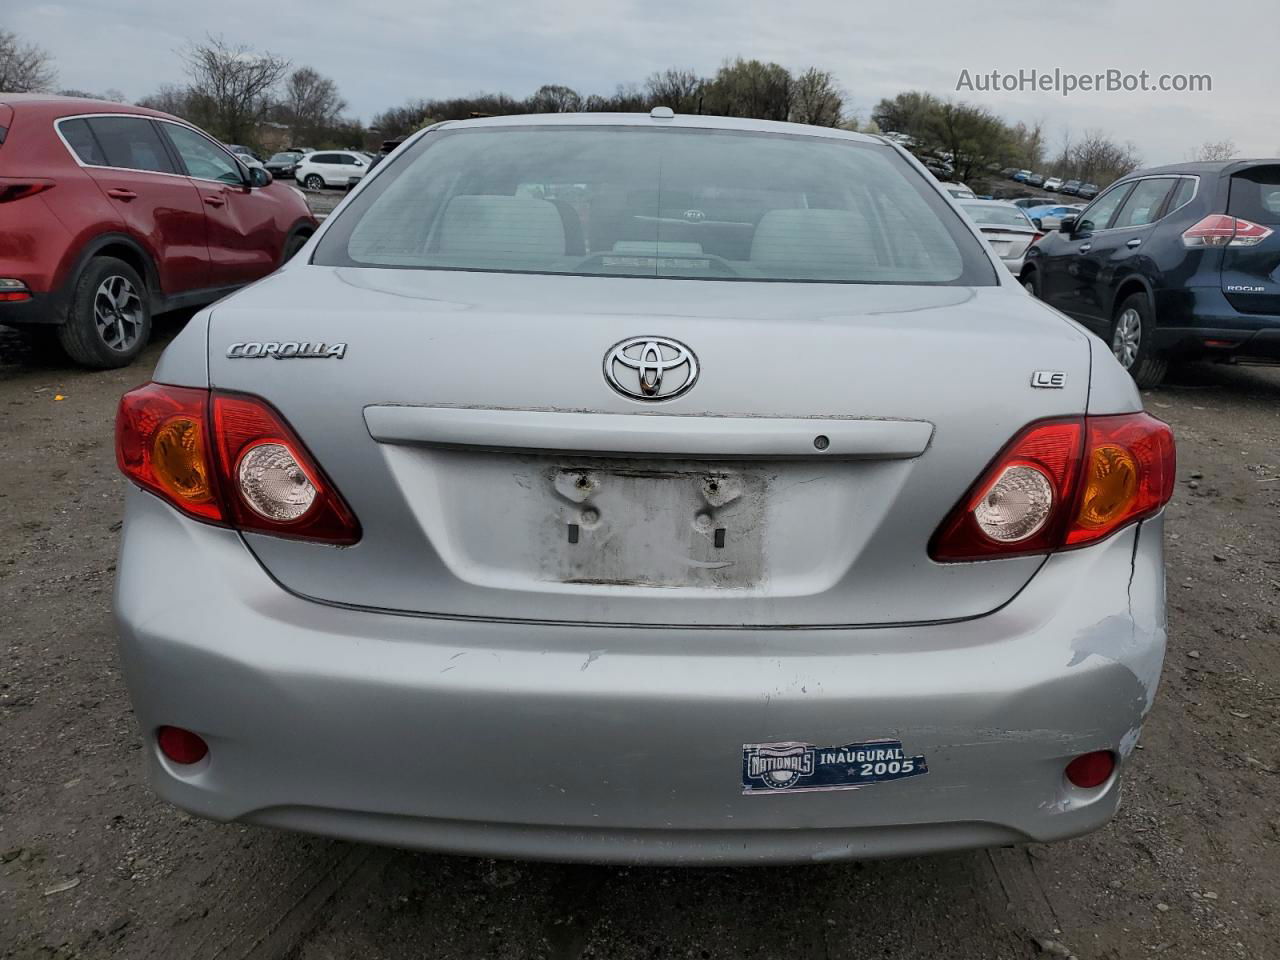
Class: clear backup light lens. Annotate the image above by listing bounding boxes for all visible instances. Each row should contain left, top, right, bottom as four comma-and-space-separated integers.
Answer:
973, 464, 1054, 542
237, 442, 317, 521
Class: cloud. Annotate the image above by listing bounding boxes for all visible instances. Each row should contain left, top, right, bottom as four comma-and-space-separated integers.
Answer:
11, 0, 1277, 163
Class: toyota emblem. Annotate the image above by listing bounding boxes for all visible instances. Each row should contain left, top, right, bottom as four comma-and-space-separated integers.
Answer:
603, 336, 699, 401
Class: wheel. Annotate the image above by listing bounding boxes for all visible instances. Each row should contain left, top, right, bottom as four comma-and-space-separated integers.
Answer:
304, 174, 324, 191
56, 257, 151, 369
1020, 269, 1040, 298
281, 230, 311, 264
1110, 292, 1168, 388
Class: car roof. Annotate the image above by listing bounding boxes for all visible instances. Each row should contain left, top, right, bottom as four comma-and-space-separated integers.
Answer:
1122, 158, 1280, 181
429, 111, 884, 145
0, 93, 178, 124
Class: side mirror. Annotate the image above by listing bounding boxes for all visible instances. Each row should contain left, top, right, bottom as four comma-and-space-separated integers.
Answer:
1032, 218, 1043, 230
249, 166, 272, 188
1058, 216, 1077, 234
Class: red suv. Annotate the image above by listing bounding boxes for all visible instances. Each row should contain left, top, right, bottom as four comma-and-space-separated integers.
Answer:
0, 95, 317, 367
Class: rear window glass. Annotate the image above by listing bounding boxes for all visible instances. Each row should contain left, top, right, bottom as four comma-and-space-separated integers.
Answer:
1229, 167, 1280, 225
961, 204, 1032, 227
59, 117, 107, 165
314, 126, 996, 285
86, 117, 175, 174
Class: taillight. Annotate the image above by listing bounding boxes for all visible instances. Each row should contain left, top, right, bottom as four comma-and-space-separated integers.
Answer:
116, 383, 223, 522
0, 278, 31, 302
1181, 214, 1274, 248
930, 413, 1174, 562
115, 383, 360, 544
210, 392, 361, 544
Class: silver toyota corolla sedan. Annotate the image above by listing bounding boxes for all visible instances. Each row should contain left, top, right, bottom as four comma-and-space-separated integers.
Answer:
114, 112, 1175, 865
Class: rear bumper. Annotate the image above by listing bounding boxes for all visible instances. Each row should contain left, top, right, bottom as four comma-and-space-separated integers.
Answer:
1154, 287, 1280, 360
114, 488, 1167, 865
0, 290, 64, 326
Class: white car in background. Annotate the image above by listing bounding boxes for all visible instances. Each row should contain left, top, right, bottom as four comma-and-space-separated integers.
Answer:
1043, 176, 1065, 192
294, 150, 370, 190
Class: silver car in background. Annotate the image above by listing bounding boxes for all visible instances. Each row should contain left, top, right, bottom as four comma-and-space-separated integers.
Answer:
958, 198, 1043, 274
114, 112, 1174, 865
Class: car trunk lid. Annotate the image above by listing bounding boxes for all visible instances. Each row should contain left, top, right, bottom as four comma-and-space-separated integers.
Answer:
207, 265, 1091, 627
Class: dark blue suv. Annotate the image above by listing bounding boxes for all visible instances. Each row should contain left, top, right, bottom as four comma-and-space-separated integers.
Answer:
1020, 161, 1280, 386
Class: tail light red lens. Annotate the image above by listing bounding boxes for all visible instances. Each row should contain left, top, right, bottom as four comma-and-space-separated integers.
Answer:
210, 392, 361, 544
116, 383, 360, 544
930, 413, 1174, 562
1181, 214, 1274, 248
116, 383, 223, 522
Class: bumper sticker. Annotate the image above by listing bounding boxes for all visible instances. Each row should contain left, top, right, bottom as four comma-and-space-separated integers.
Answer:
742, 740, 928, 794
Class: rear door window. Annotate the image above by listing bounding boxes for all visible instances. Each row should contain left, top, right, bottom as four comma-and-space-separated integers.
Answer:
1112, 178, 1176, 229
59, 117, 107, 165
1167, 177, 1197, 214
1228, 166, 1280, 225
84, 117, 176, 174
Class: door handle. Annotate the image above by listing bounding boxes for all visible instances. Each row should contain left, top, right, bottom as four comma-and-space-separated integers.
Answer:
1126, 238, 1142, 248
203, 195, 226, 207
105, 188, 137, 200
1079, 243, 1092, 253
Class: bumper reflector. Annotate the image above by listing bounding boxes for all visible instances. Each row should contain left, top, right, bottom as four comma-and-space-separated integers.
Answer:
157, 726, 209, 765
1064, 750, 1115, 788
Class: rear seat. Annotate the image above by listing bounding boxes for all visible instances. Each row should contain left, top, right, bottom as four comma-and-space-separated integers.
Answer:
435, 196, 577, 258
750, 209, 879, 273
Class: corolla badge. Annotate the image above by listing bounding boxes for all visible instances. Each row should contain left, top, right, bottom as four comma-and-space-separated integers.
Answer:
226, 341, 347, 359
603, 336, 699, 401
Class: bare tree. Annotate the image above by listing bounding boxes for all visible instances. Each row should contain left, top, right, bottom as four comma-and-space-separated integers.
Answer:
703, 58, 792, 122
525, 84, 582, 113
282, 67, 347, 143
789, 68, 844, 127
1192, 139, 1237, 161
644, 68, 704, 113
1059, 129, 1141, 185
181, 35, 289, 143
0, 30, 56, 93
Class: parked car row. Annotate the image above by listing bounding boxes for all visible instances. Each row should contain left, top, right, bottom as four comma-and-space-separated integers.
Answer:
0, 94, 318, 367
1001, 168, 1099, 199
226, 146, 378, 190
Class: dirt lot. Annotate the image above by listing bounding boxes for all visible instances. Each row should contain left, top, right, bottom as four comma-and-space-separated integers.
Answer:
1, 312, 1278, 960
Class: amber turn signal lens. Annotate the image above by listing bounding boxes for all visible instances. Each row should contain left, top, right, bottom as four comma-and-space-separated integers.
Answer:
151, 416, 213, 504
1075, 443, 1138, 530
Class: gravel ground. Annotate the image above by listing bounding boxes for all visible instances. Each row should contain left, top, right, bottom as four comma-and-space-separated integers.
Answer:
1, 313, 1278, 960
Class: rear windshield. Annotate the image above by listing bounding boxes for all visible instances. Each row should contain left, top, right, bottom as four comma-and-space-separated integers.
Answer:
1229, 166, 1280, 225
961, 204, 1033, 227
313, 125, 995, 285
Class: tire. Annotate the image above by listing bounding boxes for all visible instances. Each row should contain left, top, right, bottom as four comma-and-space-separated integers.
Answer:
1020, 268, 1040, 298
1110, 292, 1168, 388
304, 174, 324, 191
281, 230, 311, 264
56, 256, 151, 369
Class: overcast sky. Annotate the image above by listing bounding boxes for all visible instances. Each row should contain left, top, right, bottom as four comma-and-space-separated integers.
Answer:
13, 0, 1278, 164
